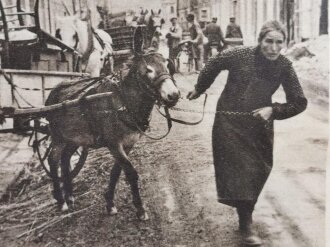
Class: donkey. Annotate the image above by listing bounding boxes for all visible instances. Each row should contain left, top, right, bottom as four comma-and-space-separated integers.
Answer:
45, 28, 180, 220
56, 9, 114, 77
139, 9, 165, 49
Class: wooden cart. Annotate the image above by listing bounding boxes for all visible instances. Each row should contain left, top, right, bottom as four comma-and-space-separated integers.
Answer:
0, 68, 91, 180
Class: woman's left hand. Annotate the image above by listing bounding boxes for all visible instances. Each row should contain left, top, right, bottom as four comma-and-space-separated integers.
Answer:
252, 107, 273, 121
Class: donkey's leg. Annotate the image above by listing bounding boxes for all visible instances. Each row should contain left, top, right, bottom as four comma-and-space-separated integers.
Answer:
48, 144, 65, 208
104, 161, 122, 215
112, 144, 148, 220
61, 144, 77, 211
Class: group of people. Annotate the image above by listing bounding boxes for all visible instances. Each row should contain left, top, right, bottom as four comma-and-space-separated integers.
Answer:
167, 15, 307, 246
166, 14, 243, 73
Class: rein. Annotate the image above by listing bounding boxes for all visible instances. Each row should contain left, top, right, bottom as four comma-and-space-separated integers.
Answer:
156, 93, 208, 125
134, 107, 173, 140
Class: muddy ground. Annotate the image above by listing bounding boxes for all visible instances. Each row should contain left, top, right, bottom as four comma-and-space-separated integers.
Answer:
0, 70, 327, 247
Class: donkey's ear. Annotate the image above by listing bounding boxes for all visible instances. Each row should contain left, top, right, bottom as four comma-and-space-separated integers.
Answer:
158, 9, 161, 14
55, 29, 62, 40
151, 9, 154, 15
144, 9, 149, 15
161, 18, 165, 25
133, 26, 144, 54
167, 59, 176, 76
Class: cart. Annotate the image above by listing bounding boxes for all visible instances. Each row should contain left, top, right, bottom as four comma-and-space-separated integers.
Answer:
105, 25, 149, 76
0, 68, 92, 180
0, 0, 94, 179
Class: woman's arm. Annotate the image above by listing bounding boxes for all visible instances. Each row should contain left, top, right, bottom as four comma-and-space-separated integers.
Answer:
187, 52, 231, 100
195, 52, 231, 94
272, 63, 308, 120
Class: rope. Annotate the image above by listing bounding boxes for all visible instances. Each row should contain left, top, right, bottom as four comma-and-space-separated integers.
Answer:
0, 69, 35, 107
156, 93, 208, 126
170, 100, 272, 130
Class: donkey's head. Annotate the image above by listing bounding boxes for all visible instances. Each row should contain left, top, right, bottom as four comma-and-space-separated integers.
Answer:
132, 48, 179, 107
136, 8, 149, 25
147, 9, 165, 36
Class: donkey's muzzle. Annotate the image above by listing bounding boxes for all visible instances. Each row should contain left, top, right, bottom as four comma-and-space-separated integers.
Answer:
160, 78, 180, 107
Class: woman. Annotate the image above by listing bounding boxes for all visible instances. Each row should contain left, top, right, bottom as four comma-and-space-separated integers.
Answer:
187, 21, 307, 246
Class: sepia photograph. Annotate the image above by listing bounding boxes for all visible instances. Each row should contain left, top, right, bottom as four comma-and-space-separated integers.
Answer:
0, 0, 328, 246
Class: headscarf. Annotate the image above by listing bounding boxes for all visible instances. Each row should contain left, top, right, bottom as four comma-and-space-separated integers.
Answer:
258, 20, 286, 43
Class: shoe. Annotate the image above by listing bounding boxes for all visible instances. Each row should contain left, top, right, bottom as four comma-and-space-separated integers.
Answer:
242, 231, 263, 246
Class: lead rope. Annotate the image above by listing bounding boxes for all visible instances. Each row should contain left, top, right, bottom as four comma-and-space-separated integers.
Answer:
156, 93, 208, 125
135, 106, 173, 140
168, 99, 272, 130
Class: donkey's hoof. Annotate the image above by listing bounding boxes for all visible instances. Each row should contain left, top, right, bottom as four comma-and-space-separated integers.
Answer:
109, 206, 118, 216
61, 202, 69, 212
66, 196, 75, 209
137, 211, 149, 221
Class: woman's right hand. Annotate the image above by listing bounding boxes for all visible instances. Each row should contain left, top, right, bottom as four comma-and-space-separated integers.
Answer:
187, 89, 200, 100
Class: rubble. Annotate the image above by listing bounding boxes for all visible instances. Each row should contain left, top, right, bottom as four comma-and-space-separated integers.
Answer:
285, 35, 329, 99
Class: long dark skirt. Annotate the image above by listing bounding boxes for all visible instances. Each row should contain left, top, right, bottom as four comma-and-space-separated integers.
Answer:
212, 113, 274, 208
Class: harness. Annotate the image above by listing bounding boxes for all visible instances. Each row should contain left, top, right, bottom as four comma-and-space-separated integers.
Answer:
75, 51, 177, 142
119, 52, 176, 140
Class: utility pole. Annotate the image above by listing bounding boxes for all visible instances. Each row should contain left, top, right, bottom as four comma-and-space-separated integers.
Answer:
72, 0, 76, 14
286, 0, 295, 43
319, 0, 328, 34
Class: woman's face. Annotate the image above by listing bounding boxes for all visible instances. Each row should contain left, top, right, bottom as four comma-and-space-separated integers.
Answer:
259, 31, 285, 61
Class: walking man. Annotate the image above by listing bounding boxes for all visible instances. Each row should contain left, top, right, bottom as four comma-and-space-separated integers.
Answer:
186, 13, 204, 73
225, 17, 243, 38
204, 17, 226, 60
166, 17, 182, 72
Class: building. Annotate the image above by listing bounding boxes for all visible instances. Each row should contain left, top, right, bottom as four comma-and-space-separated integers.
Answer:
176, 0, 212, 30
177, 0, 190, 30
161, 0, 177, 27
176, 0, 326, 44
211, 0, 324, 45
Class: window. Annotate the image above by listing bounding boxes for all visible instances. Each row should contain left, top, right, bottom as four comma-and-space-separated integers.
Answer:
201, 9, 208, 19
170, 6, 174, 14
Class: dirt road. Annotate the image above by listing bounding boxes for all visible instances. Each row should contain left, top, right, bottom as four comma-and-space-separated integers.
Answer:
0, 71, 327, 247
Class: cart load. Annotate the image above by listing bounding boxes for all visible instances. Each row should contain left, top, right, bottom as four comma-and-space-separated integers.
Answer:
105, 25, 148, 76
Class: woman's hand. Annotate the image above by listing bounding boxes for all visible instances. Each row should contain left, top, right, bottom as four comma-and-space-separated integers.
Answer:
252, 107, 273, 121
187, 89, 200, 100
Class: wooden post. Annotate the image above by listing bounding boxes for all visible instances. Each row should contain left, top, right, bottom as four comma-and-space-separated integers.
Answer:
0, 0, 11, 68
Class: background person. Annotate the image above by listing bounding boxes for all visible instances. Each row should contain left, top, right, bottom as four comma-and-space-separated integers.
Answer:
166, 17, 182, 72
204, 17, 226, 60
187, 20, 307, 246
225, 17, 243, 39
186, 13, 204, 73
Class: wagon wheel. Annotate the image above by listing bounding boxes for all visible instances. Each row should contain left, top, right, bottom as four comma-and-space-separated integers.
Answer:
34, 128, 88, 180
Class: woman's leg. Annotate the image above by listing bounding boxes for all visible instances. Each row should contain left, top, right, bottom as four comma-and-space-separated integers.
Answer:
237, 201, 255, 231
236, 201, 263, 246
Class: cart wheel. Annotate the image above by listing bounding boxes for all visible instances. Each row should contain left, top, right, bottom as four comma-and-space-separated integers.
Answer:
34, 131, 88, 180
